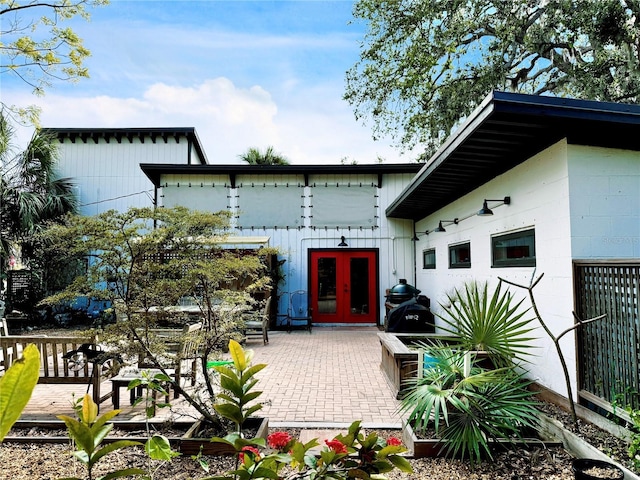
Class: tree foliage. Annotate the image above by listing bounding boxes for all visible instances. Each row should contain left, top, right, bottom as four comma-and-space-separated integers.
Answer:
40, 206, 274, 425
345, 0, 640, 157
1, 0, 109, 96
0, 110, 77, 285
239, 146, 290, 165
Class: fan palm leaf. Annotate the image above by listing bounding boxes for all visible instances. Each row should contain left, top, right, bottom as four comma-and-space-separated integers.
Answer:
0, 112, 77, 276
239, 146, 289, 165
400, 342, 539, 465
437, 281, 537, 365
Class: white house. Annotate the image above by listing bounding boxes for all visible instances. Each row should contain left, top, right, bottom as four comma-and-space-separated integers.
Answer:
386, 91, 640, 411
48, 91, 639, 414
140, 163, 422, 327
45, 127, 208, 216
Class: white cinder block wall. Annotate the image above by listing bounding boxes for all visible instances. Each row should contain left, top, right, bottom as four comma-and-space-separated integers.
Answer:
413, 140, 579, 398
413, 139, 640, 399
568, 145, 640, 259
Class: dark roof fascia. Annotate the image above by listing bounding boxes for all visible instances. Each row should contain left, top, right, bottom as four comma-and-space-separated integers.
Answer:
385, 91, 640, 220
43, 127, 209, 165
140, 163, 423, 188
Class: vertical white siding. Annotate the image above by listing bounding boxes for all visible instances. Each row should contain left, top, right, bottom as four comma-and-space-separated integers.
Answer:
159, 171, 416, 325
413, 140, 578, 397
57, 137, 190, 216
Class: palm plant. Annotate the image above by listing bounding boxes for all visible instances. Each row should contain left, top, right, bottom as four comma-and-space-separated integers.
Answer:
239, 146, 289, 165
400, 344, 539, 464
436, 280, 537, 366
0, 112, 77, 279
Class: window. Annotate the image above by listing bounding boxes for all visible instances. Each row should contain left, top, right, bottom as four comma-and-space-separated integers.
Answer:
449, 242, 471, 268
423, 249, 436, 269
492, 229, 536, 267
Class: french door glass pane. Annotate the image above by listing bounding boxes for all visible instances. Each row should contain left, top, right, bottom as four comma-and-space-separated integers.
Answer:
350, 258, 369, 314
317, 258, 336, 313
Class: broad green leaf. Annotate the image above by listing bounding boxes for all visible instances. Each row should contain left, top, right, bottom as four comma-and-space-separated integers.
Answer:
388, 454, 413, 472
0, 344, 40, 441
241, 391, 262, 403
228, 340, 246, 371
376, 444, 405, 458
72, 449, 91, 464
58, 416, 95, 454
91, 440, 142, 464
91, 409, 121, 431
145, 435, 178, 460
240, 364, 266, 383
244, 404, 262, 417
214, 404, 243, 424
90, 423, 114, 448
126, 378, 142, 389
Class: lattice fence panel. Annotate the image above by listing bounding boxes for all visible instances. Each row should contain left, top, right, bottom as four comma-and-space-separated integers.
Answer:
574, 262, 639, 411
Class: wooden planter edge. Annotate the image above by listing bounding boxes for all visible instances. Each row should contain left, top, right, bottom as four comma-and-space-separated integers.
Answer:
179, 416, 269, 456
537, 412, 638, 480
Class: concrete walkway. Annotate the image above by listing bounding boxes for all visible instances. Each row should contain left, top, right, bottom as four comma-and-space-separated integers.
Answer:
17, 327, 402, 428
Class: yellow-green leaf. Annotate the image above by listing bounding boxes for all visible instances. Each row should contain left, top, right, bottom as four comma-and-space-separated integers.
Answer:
81, 394, 98, 424
228, 340, 246, 371
145, 435, 178, 461
0, 344, 41, 441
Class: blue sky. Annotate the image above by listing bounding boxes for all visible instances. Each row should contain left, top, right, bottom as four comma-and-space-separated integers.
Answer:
5, 0, 412, 164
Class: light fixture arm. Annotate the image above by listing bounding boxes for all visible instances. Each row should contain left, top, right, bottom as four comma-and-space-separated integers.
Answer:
434, 218, 458, 232
478, 196, 511, 216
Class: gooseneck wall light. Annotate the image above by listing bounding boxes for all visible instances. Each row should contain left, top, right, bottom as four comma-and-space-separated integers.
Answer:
477, 196, 511, 216
433, 218, 459, 233
412, 230, 430, 241
414, 195, 511, 241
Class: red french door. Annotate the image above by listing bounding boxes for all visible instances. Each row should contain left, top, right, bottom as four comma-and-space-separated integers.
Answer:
310, 250, 377, 324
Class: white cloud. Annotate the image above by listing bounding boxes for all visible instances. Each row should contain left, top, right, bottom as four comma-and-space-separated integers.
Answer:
7, 77, 409, 165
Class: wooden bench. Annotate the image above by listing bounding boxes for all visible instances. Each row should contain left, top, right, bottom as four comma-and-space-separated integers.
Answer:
0, 334, 115, 406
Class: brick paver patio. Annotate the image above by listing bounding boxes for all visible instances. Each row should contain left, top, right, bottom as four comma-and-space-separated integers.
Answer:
17, 327, 402, 428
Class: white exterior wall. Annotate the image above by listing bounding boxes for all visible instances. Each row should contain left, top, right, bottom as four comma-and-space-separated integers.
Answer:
413, 140, 578, 398
159, 171, 416, 325
567, 146, 640, 258
56, 137, 197, 216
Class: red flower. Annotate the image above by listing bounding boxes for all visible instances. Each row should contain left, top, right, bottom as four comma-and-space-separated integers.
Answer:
386, 437, 402, 447
325, 439, 348, 454
268, 431, 293, 450
239, 445, 261, 463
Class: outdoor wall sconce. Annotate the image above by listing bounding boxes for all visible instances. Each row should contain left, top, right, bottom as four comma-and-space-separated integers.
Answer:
412, 230, 429, 241
434, 218, 458, 232
338, 236, 348, 247
477, 196, 511, 216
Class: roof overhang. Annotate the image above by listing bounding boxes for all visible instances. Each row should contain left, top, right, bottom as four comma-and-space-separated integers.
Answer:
386, 91, 640, 220
140, 163, 423, 189
43, 127, 209, 165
